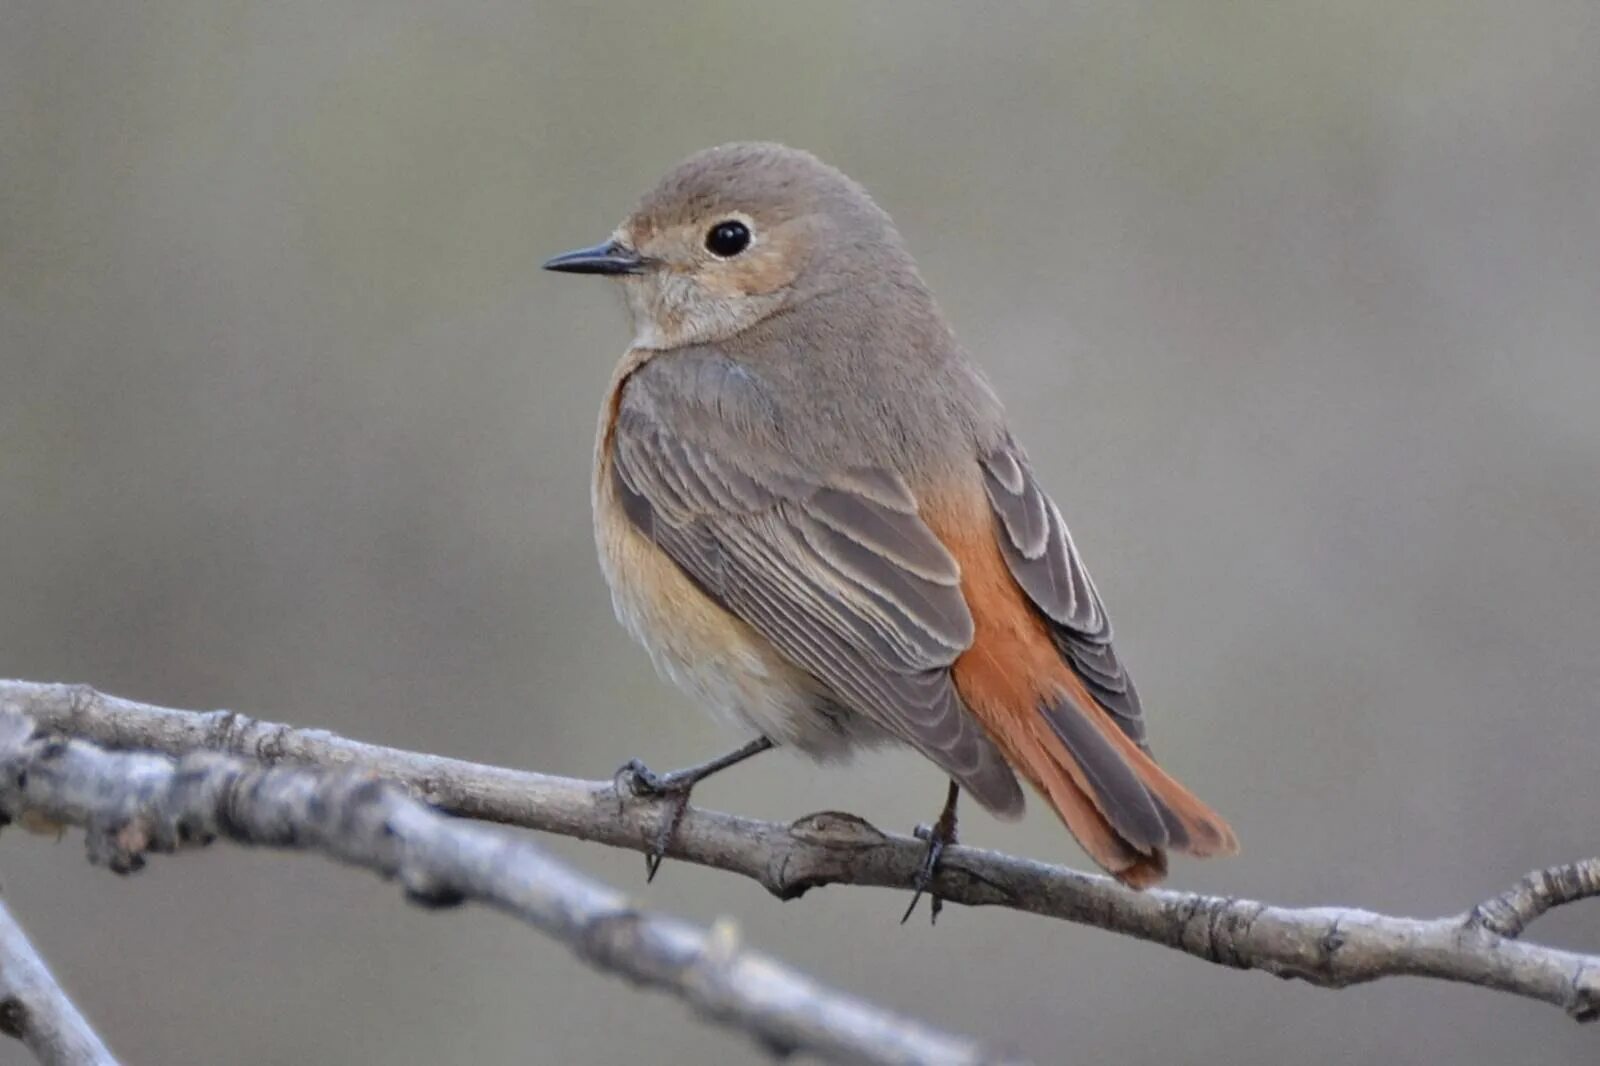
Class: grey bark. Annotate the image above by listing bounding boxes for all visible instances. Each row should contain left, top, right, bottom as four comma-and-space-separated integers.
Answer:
0, 896, 118, 1065
4, 680, 1598, 1027
0, 707, 1006, 1066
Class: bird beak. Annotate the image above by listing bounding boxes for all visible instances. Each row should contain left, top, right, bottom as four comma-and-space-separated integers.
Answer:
541, 239, 647, 276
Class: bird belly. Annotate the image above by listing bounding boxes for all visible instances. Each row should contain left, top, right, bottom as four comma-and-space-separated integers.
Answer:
592, 456, 885, 759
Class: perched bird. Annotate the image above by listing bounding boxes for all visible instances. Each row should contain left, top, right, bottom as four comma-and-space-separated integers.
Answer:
545, 142, 1237, 902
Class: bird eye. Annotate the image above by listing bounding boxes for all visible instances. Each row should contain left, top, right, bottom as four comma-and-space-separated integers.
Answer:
705, 220, 751, 258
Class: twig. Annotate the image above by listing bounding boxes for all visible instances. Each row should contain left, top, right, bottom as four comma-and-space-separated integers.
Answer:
0, 710, 1007, 1066
0, 895, 118, 1065
1468, 858, 1600, 939
5, 680, 1599, 1023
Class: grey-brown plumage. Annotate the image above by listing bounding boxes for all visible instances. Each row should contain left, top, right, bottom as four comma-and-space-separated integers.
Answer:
547, 142, 1236, 886
609, 361, 1023, 814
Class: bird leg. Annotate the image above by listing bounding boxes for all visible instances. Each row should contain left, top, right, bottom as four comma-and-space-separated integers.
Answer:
902, 780, 961, 925
617, 736, 775, 881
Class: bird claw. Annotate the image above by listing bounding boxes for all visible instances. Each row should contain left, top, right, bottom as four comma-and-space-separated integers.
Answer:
618, 757, 692, 798
643, 792, 693, 882
901, 825, 953, 925
612, 738, 774, 884
902, 782, 961, 925
614, 758, 696, 881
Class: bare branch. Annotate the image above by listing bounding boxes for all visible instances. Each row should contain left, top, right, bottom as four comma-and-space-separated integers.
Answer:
5, 680, 1598, 1025
1468, 858, 1600, 939
0, 895, 118, 1066
0, 709, 1005, 1066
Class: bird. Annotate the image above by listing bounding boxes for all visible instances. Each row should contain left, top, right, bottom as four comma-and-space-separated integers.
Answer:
544, 142, 1237, 907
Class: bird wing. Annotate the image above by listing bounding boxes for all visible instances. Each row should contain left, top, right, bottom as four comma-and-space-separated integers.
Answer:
608, 398, 1024, 816
978, 438, 1148, 748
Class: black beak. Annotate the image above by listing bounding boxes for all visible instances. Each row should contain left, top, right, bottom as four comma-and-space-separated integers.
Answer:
541, 239, 646, 276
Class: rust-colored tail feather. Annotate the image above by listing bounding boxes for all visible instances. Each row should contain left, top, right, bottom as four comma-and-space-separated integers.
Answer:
1045, 670, 1239, 865
939, 510, 1237, 887
1018, 702, 1172, 888
960, 657, 1237, 886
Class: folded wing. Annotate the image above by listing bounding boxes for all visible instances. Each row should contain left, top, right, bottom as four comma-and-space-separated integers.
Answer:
609, 401, 1024, 816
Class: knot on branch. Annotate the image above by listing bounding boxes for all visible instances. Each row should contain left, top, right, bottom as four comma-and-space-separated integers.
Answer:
574, 907, 649, 971
195, 708, 296, 765
761, 811, 890, 901
1572, 964, 1600, 1022
1167, 894, 1267, 970
64, 684, 102, 730
0, 996, 29, 1041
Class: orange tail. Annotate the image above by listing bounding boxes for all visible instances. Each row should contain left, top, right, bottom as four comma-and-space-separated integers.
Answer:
940, 518, 1237, 888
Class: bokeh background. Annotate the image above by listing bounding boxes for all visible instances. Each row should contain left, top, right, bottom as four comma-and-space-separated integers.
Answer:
3, 3, 1598, 1063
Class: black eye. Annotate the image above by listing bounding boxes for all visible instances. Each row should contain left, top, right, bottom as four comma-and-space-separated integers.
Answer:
705, 220, 751, 257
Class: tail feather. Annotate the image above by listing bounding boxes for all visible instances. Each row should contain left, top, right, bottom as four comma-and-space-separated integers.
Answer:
1046, 670, 1239, 861
1021, 707, 1170, 888
931, 498, 1236, 886
1044, 690, 1174, 852
949, 622, 1237, 886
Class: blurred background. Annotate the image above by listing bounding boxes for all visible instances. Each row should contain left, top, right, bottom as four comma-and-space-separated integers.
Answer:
3, 2, 1598, 1063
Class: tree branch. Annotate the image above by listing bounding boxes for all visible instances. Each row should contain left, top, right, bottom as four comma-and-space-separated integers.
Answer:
4, 680, 1598, 1024
0, 895, 118, 1065
0, 709, 1005, 1066
1469, 858, 1600, 939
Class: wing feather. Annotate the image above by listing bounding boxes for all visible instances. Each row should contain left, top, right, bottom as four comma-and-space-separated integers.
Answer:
980, 440, 1147, 746
611, 398, 1022, 814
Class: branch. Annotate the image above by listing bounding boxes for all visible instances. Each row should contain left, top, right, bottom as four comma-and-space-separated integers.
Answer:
1470, 859, 1600, 939
0, 710, 1004, 1066
5, 681, 1599, 1024
0, 895, 118, 1065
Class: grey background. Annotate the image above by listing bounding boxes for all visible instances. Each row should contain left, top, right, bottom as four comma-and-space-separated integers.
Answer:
3, 3, 1597, 1063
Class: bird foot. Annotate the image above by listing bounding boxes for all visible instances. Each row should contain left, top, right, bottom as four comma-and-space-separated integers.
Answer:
901, 782, 961, 925
613, 737, 775, 883
615, 758, 699, 882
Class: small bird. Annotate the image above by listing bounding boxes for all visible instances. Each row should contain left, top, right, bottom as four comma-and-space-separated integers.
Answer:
545, 143, 1237, 903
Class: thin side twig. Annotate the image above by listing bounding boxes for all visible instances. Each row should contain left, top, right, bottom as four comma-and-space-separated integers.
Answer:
0, 896, 118, 1066
0, 709, 1008, 1066
5, 680, 1599, 1023
1468, 859, 1600, 939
